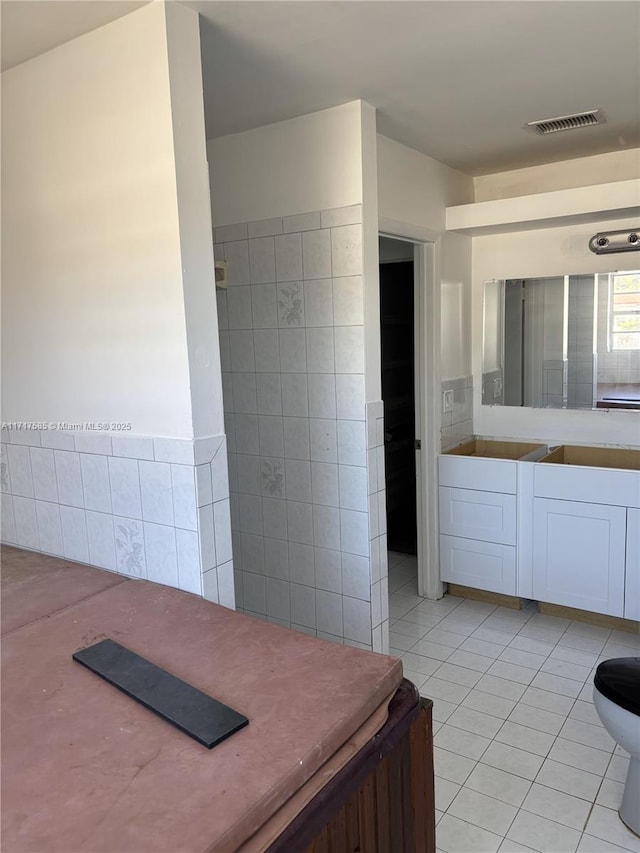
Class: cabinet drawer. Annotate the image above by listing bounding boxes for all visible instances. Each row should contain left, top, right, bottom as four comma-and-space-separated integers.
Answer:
438, 455, 517, 494
440, 534, 516, 596
439, 487, 516, 545
534, 464, 640, 508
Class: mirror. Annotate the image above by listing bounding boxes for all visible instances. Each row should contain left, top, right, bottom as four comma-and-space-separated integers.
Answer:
482, 270, 640, 410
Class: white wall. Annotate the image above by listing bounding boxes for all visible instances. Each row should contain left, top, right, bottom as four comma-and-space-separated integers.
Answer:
1, 2, 203, 439
474, 149, 640, 201
473, 214, 640, 446
208, 102, 364, 227
377, 135, 474, 382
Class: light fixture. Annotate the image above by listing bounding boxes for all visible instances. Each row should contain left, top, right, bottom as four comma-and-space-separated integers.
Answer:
589, 229, 640, 254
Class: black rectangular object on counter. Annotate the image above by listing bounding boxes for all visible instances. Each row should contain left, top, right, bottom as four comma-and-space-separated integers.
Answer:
73, 638, 248, 748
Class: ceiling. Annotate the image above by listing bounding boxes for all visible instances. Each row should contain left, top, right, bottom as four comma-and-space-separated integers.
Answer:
2, 0, 639, 175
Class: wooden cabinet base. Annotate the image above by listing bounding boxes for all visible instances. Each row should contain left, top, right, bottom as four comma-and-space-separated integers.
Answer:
268, 681, 435, 853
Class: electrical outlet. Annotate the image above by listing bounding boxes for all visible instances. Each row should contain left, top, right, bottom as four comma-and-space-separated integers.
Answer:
494, 378, 503, 399
442, 389, 454, 414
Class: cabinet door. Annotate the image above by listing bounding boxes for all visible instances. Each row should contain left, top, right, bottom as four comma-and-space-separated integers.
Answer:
532, 498, 626, 616
625, 508, 640, 622
440, 534, 516, 595
439, 487, 516, 545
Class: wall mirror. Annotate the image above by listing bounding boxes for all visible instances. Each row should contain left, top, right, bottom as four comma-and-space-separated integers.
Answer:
482, 270, 640, 411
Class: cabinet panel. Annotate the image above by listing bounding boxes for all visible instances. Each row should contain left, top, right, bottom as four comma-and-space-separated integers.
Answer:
532, 498, 626, 616
534, 465, 640, 508
439, 487, 516, 545
625, 508, 640, 621
440, 534, 516, 595
438, 456, 516, 494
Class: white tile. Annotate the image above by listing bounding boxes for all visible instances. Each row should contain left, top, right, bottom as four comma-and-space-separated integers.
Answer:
466, 762, 531, 807
283, 417, 310, 460
422, 676, 471, 705
304, 278, 333, 326
547, 737, 611, 775
507, 702, 565, 735
342, 595, 371, 645
213, 499, 233, 565
175, 528, 201, 595
519, 685, 575, 716
338, 464, 368, 511
435, 663, 483, 688
334, 325, 364, 373
499, 646, 546, 670
495, 721, 555, 757
410, 639, 455, 662
481, 741, 545, 781
462, 637, 505, 659
435, 724, 492, 761
471, 675, 526, 704
233, 373, 258, 414
341, 551, 369, 600
302, 229, 331, 279
35, 500, 64, 556
287, 500, 313, 545
290, 582, 316, 628
13, 496, 39, 549
530, 672, 584, 698
508, 635, 555, 657
227, 285, 253, 329
340, 508, 368, 557
151, 438, 193, 466
258, 416, 284, 457
30, 448, 58, 502
585, 805, 640, 852
196, 464, 213, 507
436, 814, 502, 853
506, 810, 580, 853
316, 588, 343, 636
80, 454, 111, 514
287, 542, 313, 586
331, 224, 362, 277
449, 786, 518, 836
249, 236, 276, 283
139, 460, 173, 525
559, 717, 615, 753
256, 373, 283, 416
595, 777, 625, 809
114, 516, 146, 577
283, 212, 321, 233
144, 523, 178, 588
7, 444, 33, 497
237, 450, 261, 495
498, 839, 537, 852
282, 374, 309, 418
266, 577, 291, 622
606, 753, 630, 783
2, 494, 17, 543
306, 327, 335, 372
74, 433, 112, 456
535, 758, 602, 801
284, 459, 311, 502
578, 835, 635, 853
253, 329, 280, 373
251, 283, 278, 329
85, 510, 116, 571
549, 644, 601, 669
277, 281, 305, 327
308, 373, 336, 418
522, 782, 591, 831
310, 418, 337, 463
321, 205, 361, 228
243, 572, 266, 614
275, 233, 303, 282
202, 567, 219, 602
541, 657, 591, 682
332, 275, 363, 326
313, 504, 340, 551
315, 547, 341, 593
389, 631, 416, 652
335, 374, 365, 423
311, 461, 339, 506
462, 689, 517, 720
337, 420, 366, 466
215, 223, 247, 243
238, 493, 262, 535
39, 430, 75, 451
223, 239, 250, 285
241, 533, 265, 574
435, 777, 461, 811
569, 700, 601, 727
448, 706, 503, 739
264, 536, 289, 580
229, 330, 256, 372
448, 649, 495, 673
279, 328, 307, 373
434, 746, 476, 784
247, 218, 282, 240
59, 505, 89, 563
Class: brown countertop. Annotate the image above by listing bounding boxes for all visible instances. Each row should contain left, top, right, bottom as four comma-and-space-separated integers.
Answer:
1, 547, 402, 852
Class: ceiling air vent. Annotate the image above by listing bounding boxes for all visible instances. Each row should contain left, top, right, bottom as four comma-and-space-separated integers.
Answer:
527, 110, 602, 135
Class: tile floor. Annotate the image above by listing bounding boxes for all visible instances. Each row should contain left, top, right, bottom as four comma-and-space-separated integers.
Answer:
387, 552, 640, 853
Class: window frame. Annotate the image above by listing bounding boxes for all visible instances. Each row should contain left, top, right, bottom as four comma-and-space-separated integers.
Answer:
608, 270, 640, 352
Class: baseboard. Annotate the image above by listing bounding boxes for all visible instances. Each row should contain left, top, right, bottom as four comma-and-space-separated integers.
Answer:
446, 584, 522, 610
538, 602, 640, 634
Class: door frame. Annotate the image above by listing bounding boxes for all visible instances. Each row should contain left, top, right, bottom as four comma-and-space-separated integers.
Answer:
379, 217, 444, 600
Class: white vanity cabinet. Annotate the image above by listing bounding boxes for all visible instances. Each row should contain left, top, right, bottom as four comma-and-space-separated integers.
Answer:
626, 509, 640, 621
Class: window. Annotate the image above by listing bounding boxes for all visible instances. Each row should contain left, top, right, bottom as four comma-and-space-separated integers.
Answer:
609, 271, 640, 350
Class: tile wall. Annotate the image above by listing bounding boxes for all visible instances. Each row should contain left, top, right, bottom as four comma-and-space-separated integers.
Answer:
0, 429, 234, 607
214, 204, 388, 652
567, 275, 595, 409
596, 273, 640, 387
441, 377, 474, 451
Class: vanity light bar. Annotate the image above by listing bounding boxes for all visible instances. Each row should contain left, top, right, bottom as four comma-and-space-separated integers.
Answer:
589, 229, 640, 254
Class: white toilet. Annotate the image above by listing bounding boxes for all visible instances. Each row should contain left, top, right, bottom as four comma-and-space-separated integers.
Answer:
593, 657, 640, 836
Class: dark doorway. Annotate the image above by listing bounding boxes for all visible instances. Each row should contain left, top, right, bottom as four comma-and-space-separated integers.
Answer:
380, 255, 417, 556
